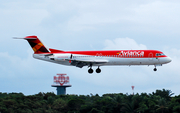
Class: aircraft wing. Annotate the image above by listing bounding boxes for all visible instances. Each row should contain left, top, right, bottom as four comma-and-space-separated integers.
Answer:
69, 59, 108, 68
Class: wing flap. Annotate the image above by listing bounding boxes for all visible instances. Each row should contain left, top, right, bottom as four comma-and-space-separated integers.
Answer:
69, 59, 108, 68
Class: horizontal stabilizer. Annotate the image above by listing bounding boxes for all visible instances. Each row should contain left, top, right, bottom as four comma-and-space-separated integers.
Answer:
14, 35, 50, 53
13, 37, 37, 40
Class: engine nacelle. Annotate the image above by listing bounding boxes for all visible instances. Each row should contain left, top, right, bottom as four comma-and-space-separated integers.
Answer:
52, 53, 72, 61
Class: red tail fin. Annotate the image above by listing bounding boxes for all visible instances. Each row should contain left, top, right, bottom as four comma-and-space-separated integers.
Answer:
24, 36, 50, 54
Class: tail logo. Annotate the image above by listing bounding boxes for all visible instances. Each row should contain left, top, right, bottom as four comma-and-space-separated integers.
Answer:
32, 43, 43, 53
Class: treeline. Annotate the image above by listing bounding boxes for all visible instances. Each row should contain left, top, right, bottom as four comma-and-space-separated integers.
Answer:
0, 89, 180, 113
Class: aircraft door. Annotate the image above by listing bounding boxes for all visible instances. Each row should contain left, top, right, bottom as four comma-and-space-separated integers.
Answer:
148, 53, 153, 61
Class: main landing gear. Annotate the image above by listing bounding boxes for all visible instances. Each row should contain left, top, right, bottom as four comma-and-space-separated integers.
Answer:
88, 67, 101, 74
88, 68, 93, 74
96, 67, 101, 73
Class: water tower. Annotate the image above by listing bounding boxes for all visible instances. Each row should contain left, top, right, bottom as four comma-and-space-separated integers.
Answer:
51, 74, 72, 95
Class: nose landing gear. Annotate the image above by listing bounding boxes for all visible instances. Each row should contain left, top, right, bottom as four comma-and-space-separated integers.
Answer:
153, 68, 157, 71
153, 65, 157, 71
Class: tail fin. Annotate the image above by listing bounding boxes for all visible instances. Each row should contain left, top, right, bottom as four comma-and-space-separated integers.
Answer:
24, 36, 50, 54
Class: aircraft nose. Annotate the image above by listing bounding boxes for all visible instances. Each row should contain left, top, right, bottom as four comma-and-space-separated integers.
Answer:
166, 57, 172, 63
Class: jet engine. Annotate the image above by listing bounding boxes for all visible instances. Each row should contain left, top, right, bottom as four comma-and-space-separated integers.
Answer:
51, 54, 72, 61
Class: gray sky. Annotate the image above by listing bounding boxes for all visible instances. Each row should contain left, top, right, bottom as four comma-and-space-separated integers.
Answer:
0, 0, 180, 95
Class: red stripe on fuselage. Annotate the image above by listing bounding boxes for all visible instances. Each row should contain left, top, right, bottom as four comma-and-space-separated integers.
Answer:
45, 50, 167, 58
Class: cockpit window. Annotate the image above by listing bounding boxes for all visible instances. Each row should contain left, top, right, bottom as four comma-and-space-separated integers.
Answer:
156, 53, 165, 56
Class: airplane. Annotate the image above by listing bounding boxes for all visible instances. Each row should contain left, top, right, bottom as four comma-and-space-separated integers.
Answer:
15, 35, 172, 74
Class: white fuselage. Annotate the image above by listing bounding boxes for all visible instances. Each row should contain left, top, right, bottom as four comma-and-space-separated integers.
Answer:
33, 54, 171, 67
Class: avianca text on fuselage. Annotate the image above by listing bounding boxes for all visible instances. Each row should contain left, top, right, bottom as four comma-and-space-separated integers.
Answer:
117, 51, 144, 57
15, 36, 172, 74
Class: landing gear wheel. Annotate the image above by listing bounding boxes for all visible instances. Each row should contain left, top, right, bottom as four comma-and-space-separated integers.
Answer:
96, 68, 101, 73
153, 68, 157, 71
88, 68, 93, 74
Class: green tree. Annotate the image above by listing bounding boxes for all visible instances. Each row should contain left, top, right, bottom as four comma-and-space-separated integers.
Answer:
121, 102, 136, 113
52, 98, 68, 112
153, 89, 174, 101
155, 98, 169, 113
68, 98, 85, 112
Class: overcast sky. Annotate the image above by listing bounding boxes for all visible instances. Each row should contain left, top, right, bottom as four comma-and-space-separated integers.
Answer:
0, 0, 180, 96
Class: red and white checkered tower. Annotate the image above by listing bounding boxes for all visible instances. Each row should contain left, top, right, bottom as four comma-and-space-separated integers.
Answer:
51, 74, 71, 95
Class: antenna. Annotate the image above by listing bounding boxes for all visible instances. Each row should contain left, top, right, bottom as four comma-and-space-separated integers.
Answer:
131, 85, 135, 95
